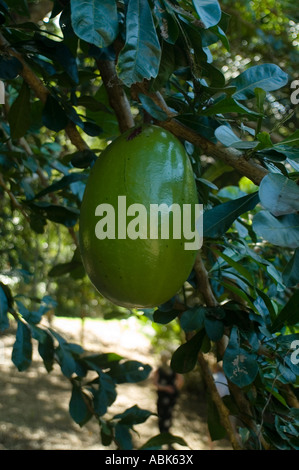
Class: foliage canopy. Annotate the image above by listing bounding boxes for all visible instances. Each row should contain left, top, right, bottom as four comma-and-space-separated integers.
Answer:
0, 0, 299, 450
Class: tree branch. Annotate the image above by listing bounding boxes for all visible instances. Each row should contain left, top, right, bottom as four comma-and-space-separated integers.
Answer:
97, 59, 135, 133
0, 33, 90, 153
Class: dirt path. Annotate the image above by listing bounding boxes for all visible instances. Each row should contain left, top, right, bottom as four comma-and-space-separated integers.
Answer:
0, 317, 232, 450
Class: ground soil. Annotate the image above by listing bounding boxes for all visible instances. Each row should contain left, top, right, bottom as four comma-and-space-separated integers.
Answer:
0, 317, 232, 451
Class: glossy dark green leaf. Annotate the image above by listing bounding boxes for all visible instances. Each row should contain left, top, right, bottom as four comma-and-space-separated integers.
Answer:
34, 33, 78, 84
92, 371, 117, 416
118, 0, 161, 86
153, 0, 179, 44
192, 0, 221, 28
114, 405, 152, 426
0, 56, 23, 79
204, 315, 224, 341
253, 211, 299, 249
27, 201, 79, 227
223, 327, 258, 387
67, 149, 97, 169
34, 173, 87, 199
71, 0, 119, 48
37, 329, 55, 372
7, 81, 31, 139
153, 308, 178, 324
231, 64, 289, 100
180, 306, 205, 332
51, 330, 84, 377
271, 145, 299, 161
12, 321, 32, 372
42, 95, 69, 132
69, 384, 93, 426
204, 192, 259, 238
108, 360, 151, 383
115, 423, 133, 450
171, 329, 206, 373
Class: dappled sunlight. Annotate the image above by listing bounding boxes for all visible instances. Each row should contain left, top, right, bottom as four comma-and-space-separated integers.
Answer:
0, 318, 231, 450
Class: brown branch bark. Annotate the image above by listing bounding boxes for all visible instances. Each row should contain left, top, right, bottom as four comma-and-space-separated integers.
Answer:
97, 59, 135, 133
0, 173, 30, 221
193, 251, 272, 449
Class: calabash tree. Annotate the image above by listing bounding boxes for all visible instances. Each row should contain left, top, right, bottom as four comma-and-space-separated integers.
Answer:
0, 0, 299, 450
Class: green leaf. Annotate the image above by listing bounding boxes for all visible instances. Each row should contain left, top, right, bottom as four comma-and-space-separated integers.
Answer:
180, 306, 205, 332
153, 0, 179, 44
259, 173, 299, 216
27, 201, 80, 227
69, 384, 93, 426
270, 290, 299, 333
207, 394, 226, 441
192, 0, 221, 28
171, 329, 206, 373
7, 81, 31, 139
114, 405, 152, 426
176, 114, 219, 143
279, 130, 299, 147
0, 56, 23, 79
203, 192, 259, 238
223, 327, 258, 387
153, 308, 178, 324
35, 327, 55, 372
252, 211, 299, 249
42, 94, 69, 132
0, 283, 9, 331
138, 93, 168, 121
214, 125, 240, 147
51, 330, 84, 377
231, 64, 289, 100
140, 432, 188, 450
12, 321, 32, 372
34, 33, 79, 84
68, 149, 97, 169
282, 248, 299, 287
34, 173, 87, 200
70, 0, 119, 48
115, 423, 133, 450
202, 96, 261, 117
212, 248, 254, 286
204, 315, 224, 341
92, 371, 117, 416
117, 0, 161, 86
108, 360, 151, 383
